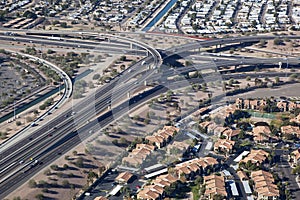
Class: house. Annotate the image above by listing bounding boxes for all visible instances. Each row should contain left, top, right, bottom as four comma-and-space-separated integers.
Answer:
144, 185, 164, 196
174, 157, 218, 179
288, 101, 300, 111
153, 174, 178, 188
146, 135, 165, 148
167, 141, 190, 155
290, 113, 300, 124
251, 170, 280, 200
175, 166, 193, 180
277, 101, 288, 112
281, 125, 300, 138
115, 171, 134, 184
214, 139, 235, 155
146, 126, 179, 148
136, 144, 156, 151
207, 123, 219, 134
122, 144, 155, 167
137, 188, 161, 200
200, 121, 215, 133
290, 149, 300, 166
240, 149, 269, 165
252, 125, 278, 143
235, 98, 267, 111
94, 197, 108, 200
214, 126, 229, 137
192, 107, 209, 118
237, 170, 248, 181
240, 149, 269, 166
204, 174, 227, 200
122, 156, 144, 167
221, 128, 240, 140
138, 174, 178, 200
235, 98, 244, 109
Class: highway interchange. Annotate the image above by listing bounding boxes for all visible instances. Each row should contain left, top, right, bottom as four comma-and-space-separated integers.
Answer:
1, 31, 300, 199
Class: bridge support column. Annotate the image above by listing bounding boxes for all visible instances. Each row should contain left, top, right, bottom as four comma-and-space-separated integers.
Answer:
108, 105, 111, 110
144, 80, 147, 86
127, 92, 130, 98
130, 43, 133, 49
278, 62, 282, 69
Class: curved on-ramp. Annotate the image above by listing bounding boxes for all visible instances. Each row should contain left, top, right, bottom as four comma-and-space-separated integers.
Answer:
0, 50, 72, 152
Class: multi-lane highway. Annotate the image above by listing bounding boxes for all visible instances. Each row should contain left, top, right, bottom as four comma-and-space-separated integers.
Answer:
0, 31, 164, 198
1, 31, 300, 199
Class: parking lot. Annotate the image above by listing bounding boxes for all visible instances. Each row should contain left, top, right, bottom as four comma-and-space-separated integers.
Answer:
84, 170, 144, 200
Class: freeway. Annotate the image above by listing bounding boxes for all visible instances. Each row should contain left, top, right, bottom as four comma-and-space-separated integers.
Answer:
0, 31, 162, 198
162, 35, 300, 58
0, 33, 148, 56
1, 57, 298, 199
0, 50, 72, 148
1, 32, 300, 198
2, 66, 298, 198
150, 57, 299, 81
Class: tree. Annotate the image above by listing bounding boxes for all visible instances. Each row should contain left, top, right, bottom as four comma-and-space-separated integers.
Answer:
16, 121, 22, 126
35, 193, 44, 200
62, 180, 70, 188
133, 115, 140, 121
120, 55, 126, 61
64, 155, 70, 160
75, 157, 84, 168
87, 171, 98, 180
47, 49, 55, 54
213, 194, 225, 200
275, 76, 280, 84
72, 150, 77, 156
274, 38, 284, 45
50, 164, 59, 171
292, 165, 300, 175
33, 109, 39, 115
92, 74, 100, 80
228, 78, 234, 86
28, 179, 37, 188
238, 130, 246, 139
26, 116, 33, 123
289, 73, 298, 81
60, 22, 68, 28
144, 118, 150, 125
120, 64, 126, 70
38, 180, 48, 188
259, 39, 267, 47
44, 169, 51, 176
23, 10, 37, 19
0, 10, 6, 21
195, 176, 203, 185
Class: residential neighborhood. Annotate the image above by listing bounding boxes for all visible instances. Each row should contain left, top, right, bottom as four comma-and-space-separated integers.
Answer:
2, 0, 300, 200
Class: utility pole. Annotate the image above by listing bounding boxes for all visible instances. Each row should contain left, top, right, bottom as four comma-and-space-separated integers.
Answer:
13, 100, 16, 120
